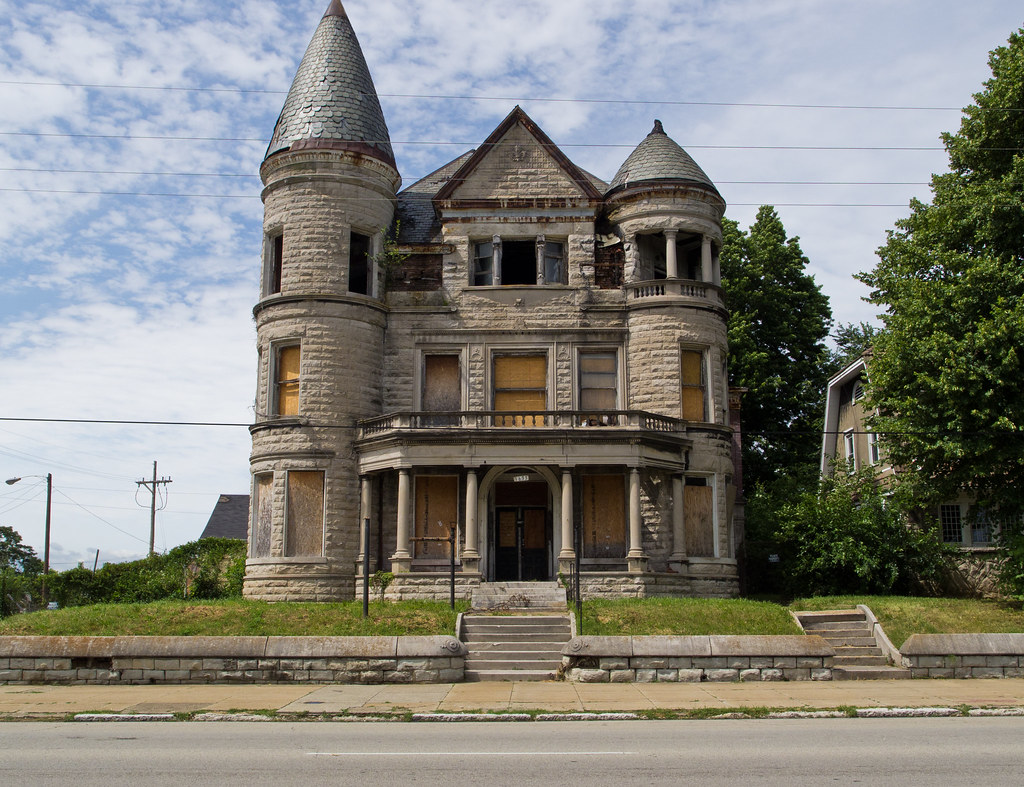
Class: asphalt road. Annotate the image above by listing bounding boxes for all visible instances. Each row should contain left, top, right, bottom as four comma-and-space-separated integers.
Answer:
1, 718, 1022, 785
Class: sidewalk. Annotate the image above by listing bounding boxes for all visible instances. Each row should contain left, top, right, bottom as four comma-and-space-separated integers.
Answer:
3, 679, 1024, 718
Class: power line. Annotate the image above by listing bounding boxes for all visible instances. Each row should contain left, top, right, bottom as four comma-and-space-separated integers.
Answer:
5, 79, 1021, 113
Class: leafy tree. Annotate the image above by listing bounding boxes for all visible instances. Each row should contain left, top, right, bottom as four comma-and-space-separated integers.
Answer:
721, 206, 833, 491
0, 526, 41, 575
772, 466, 949, 597
858, 29, 1024, 527
825, 321, 878, 378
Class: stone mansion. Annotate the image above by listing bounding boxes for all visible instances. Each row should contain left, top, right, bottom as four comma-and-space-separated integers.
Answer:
244, 0, 744, 601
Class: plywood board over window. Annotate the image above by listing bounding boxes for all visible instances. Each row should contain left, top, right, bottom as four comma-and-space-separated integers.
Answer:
684, 478, 715, 557
581, 474, 626, 558
286, 471, 324, 557
423, 355, 460, 411
276, 345, 300, 416
681, 349, 706, 421
252, 475, 273, 558
415, 475, 458, 559
494, 355, 547, 426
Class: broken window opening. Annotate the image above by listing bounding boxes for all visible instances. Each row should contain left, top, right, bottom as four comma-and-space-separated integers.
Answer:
349, 231, 371, 295
501, 240, 536, 285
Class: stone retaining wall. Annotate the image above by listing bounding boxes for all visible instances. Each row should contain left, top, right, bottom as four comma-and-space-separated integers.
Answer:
562, 635, 833, 682
902, 634, 1024, 678
0, 636, 465, 686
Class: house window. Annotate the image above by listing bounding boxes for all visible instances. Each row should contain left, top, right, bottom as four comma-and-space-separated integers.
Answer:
867, 432, 880, 465
681, 349, 707, 421
285, 470, 324, 557
581, 474, 626, 559
251, 474, 272, 558
349, 231, 371, 295
501, 240, 536, 285
414, 475, 459, 560
939, 504, 963, 544
473, 241, 494, 286
684, 477, 715, 557
543, 241, 566, 284
267, 232, 283, 295
493, 354, 547, 426
579, 351, 617, 417
843, 430, 856, 468
972, 511, 993, 545
274, 345, 300, 416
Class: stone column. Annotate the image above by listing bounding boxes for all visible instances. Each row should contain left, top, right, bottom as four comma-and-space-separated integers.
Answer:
536, 235, 546, 285
391, 469, 412, 572
492, 234, 503, 285
669, 475, 687, 568
357, 475, 372, 574
627, 468, 648, 573
462, 470, 480, 572
664, 229, 678, 279
558, 470, 575, 571
701, 236, 713, 282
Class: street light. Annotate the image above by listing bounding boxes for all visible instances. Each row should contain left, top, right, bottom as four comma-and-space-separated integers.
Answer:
5, 473, 52, 604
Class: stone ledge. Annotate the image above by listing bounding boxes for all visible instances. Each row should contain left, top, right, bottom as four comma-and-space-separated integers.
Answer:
902, 634, 1024, 656
563, 635, 832, 659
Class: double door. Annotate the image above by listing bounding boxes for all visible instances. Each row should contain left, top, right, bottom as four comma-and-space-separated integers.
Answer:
494, 506, 549, 581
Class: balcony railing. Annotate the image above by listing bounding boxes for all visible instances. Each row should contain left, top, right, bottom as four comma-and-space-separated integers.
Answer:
358, 410, 684, 439
629, 279, 717, 301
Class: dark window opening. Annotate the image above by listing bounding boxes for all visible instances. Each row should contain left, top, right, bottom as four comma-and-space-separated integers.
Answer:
349, 231, 371, 295
473, 242, 494, 286
502, 241, 536, 285
269, 233, 283, 294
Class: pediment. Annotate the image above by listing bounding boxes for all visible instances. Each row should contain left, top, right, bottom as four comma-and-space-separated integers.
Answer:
434, 107, 603, 205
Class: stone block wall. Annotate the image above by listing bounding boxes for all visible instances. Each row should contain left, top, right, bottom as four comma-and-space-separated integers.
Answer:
902, 634, 1024, 678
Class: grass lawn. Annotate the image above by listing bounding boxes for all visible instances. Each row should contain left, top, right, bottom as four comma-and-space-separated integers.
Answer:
580, 597, 802, 636
0, 598, 466, 637
790, 595, 1024, 648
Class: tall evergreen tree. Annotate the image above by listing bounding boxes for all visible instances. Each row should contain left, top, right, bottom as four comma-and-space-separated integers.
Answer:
859, 28, 1024, 522
722, 206, 832, 491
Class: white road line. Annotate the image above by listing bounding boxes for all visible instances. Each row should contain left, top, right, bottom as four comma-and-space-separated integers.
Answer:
307, 751, 634, 757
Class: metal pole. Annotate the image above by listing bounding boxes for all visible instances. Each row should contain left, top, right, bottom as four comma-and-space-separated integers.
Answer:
362, 517, 370, 618
449, 524, 456, 610
149, 461, 157, 557
42, 473, 52, 606
574, 512, 582, 636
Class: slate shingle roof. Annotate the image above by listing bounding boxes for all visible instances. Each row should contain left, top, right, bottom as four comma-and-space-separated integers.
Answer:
265, 1, 394, 166
608, 120, 716, 194
199, 495, 250, 541
396, 151, 476, 244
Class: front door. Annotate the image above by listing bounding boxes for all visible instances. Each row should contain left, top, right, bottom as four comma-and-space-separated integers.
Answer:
494, 506, 548, 581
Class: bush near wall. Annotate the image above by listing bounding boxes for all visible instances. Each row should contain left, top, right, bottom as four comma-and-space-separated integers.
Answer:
45, 539, 246, 608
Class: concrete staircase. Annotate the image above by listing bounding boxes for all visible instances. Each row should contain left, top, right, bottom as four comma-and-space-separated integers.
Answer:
797, 610, 911, 680
461, 582, 571, 681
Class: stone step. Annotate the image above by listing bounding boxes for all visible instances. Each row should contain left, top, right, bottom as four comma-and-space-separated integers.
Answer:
831, 646, 884, 657
805, 627, 873, 639
833, 655, 890, 667
833, 665, 912, 680
464, 669, 558, 682
466, 640, 569, 653
796, 610, 864, 625
801, 620, 871, 632
817, 636, 879, 648
463, 632, 572, 643
465, 657, 562, 671
463, 615, 569, 625
464, 623, 570, 635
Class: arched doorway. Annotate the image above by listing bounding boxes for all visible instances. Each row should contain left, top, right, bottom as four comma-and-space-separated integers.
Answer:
485, 468, 555, 581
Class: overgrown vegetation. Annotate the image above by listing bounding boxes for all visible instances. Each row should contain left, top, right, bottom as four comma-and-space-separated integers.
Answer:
43, 538, 247, 609
581, 597, 802, 636
792, 595, 1024, 648
0, 598, 465, 637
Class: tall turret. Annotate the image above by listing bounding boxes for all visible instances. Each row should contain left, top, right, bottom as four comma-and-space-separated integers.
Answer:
246, 1, 400, 601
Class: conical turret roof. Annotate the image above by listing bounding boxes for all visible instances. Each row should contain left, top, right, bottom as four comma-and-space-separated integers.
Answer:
265, 1, 394, 166
607, 120, 715, 194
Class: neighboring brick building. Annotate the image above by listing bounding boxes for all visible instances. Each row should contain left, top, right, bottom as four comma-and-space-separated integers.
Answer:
245, 0, 743, 601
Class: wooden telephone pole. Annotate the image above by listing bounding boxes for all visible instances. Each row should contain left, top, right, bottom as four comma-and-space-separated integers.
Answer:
136, 461, 172, 556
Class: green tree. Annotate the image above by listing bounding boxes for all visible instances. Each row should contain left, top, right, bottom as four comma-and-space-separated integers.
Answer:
0, 526, 42, 616
859, 29, 1024, 520
722, 206, 833, 491
825, 321, 878, 378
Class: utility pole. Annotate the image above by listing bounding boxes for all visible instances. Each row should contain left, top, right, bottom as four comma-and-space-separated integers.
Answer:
136, 461, 172, 556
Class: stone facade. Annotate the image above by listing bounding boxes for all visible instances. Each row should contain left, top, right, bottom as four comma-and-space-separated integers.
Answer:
244, 2, 743, 602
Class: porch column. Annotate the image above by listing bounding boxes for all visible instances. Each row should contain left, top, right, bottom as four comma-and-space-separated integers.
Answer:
627, 468, 648, 573
558, 470, 575, 566
701, 235, 713, 282
669, 475, 687, 567
462, 470, 480, 571
357, 475, 372, 572
664, 229, 678, 279
391, 469, 412, 572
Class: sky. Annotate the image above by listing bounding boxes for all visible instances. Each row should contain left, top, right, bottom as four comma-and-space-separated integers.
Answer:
1, 0, 1021, 569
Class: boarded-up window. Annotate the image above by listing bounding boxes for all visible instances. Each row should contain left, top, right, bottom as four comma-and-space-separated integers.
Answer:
579, 352, 617, 411
423, 355, 461, 411
286, 471, 324, 557
414, 475, 458, 559
684, 478, 715, 557
275, 345, 300, 416
681, 349, 706, 421
252, 474, 272, 558
581, 474, 626, 558
494, 355, 546, 426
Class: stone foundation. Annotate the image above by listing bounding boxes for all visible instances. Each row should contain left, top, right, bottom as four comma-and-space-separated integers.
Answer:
902, 634, 1024, 678
578, 566, 739, 599
376, 572, 483, 601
